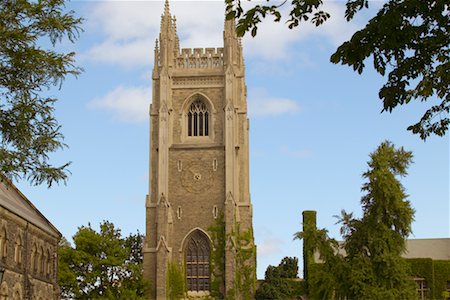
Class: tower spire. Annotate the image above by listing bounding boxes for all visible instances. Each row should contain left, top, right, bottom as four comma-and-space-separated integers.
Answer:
159, 0, 178, 68
164, 0, 170, 17
224, 15, 243, 67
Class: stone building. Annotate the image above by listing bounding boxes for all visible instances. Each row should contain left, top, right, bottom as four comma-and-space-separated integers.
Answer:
143, 1, 256, 298
0, 176, 61, 299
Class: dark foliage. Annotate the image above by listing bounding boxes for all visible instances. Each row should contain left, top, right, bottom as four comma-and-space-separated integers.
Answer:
295, 141, 417, 299
226, 0, 449, 140
0, 0, 83, 186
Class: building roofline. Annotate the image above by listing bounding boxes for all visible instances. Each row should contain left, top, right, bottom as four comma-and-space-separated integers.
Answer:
0, 174, 62, 239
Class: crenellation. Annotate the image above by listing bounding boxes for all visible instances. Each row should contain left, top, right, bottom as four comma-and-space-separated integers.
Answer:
175, 47, 224, 69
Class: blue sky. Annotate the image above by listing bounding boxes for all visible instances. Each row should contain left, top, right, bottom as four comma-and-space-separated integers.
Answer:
16, 0, 449, 279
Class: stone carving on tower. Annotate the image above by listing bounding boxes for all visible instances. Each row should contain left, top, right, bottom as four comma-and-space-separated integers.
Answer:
143, 1, 256, 298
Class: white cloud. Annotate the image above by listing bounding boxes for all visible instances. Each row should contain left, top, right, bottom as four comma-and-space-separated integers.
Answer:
242, 1, 361, 59
87, 86, 151, 123
171, 1, 224, 48
88, 2, 159, 41
84, 39, 153, 68
81, 2, 161, 67
82, 1, 224, 67
248, 88, 300, 117
82, 1, 362, 67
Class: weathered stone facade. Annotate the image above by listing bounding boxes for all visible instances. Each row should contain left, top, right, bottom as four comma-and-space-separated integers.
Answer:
0, 176, 61, 300
143, 1, 256, 299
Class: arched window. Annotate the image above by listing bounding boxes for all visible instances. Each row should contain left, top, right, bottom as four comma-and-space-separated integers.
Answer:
39, 246, 45, 274
46, 249, 51, 276
185, 230, 210, 292
187, 99, 209, 137
14, 234, 22, 265
31, 244, 38, 272
0, 227, 6, 259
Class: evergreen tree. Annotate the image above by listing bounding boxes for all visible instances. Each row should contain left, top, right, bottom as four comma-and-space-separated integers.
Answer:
295, 141, 417, 299
0, 0, 82, 186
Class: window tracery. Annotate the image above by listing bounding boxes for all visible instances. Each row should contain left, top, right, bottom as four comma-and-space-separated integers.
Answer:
185, 230, 210, 292
187, 99, 209, 137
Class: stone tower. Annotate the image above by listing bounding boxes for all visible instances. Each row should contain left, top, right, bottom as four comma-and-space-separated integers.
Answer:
143, 1, 256, 299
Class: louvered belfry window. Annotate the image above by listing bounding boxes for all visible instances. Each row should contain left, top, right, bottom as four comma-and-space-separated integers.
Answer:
186, 230, 210, 291
188, 99, 209, 137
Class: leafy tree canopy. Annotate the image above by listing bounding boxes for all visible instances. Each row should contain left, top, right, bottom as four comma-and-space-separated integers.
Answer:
255, 257, 301, 299
0, 0, 82, 186
295, 141, 417, 299
226, 0, 450, 140
58, 221, 148, 299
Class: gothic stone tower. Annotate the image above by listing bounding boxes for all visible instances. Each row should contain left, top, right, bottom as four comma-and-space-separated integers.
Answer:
143, 2, 256, 299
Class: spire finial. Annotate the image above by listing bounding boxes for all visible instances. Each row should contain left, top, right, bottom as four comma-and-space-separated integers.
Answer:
164, 0, 170, 16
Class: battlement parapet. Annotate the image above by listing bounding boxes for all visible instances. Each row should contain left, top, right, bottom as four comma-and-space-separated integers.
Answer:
175, 47, 224, 69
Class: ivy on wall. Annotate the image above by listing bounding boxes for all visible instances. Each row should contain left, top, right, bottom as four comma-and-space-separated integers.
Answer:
434, 260, 450, 299
208, 213, 226, 298
302, 210, 316, 294
406, 258, 450, 299
234, 224, 257, 300
167, 262, 185, 300
208, 212, 257, 300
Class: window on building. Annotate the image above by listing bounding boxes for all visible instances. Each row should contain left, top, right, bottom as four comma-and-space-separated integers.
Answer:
14, 235, 22, 265
415, 278, 430, 300
187, 99, 209, 137
185, 230, 210, 292
31, 244, 37, 272
46, 249, 52, 276
39, 246, 45, 274
0, 227, 6, 259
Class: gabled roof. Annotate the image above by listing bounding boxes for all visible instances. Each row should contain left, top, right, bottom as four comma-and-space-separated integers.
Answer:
0, 175, 61, 238
313, 238, 450, 263
404, 238, 450, 260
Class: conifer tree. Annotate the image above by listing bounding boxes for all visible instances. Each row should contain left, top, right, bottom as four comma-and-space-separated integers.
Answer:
295, 141, 417, 299
0, 0, 82, 186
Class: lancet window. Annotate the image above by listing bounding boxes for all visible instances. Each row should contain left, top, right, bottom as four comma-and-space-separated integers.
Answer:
39, 246, 45, 274
14, 234, 22, 264
0, 227, 6, 259
187, 99, 209, 137
46, 249, 52, 276
185, 230, 210, 292
31, 244, 37, 272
